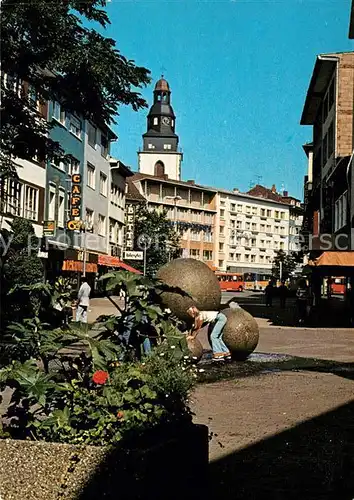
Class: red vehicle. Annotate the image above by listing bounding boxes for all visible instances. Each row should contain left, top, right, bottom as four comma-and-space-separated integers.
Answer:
216, 272, 244, 291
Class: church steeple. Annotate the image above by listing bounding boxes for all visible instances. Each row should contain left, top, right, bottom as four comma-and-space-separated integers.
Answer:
142, 77, 179, 152
139, 77, 183, 181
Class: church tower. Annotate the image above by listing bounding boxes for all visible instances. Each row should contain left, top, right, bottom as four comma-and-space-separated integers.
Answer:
138, 77, 183, 181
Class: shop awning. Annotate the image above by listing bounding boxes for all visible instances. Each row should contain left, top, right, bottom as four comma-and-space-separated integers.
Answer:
98, 255, 142, 274
309, 252, 354, 267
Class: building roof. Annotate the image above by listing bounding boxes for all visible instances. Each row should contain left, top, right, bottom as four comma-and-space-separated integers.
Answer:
300, 53, 343, 125
131, 172, 218, 193
109, 157, 133, 178
155, 78, 170, 92
126, 178, 147, 202
247, 184, 286, 203
349, 0, 354, 39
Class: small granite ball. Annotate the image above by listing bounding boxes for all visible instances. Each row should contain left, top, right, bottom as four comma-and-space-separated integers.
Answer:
222, 307, 259, 360
186, 336, 204, 363
157, 258, 221, 323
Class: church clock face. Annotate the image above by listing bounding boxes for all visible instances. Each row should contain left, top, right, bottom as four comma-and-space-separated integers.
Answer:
162, 117, 170, 125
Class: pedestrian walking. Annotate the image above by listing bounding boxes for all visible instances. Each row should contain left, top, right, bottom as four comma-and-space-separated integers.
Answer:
264, 281, 274, 307
296, 279, 310, 325
278, 280, 288, 308
76, 277, 91, 323
187, 306, 231, 363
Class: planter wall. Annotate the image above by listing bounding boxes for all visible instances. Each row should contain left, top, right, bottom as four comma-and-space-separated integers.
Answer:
0, 424, 208, 500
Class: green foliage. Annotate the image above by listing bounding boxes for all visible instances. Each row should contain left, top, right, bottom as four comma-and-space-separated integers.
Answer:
272, 250, 298, 280
0, 272, 196, 445
131, 206, 181, 277
1, 0, 150, 173
0, 218, 44, 325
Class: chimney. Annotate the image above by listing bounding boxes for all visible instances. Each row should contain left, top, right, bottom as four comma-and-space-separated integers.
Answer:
283, 190, 288, 197
233, 188, 240, 193
271, 184, 276, 193
187, 180, 195, 185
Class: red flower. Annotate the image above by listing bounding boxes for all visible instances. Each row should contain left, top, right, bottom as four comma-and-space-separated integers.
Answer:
92, 370, 109, 385
117, 411, 124, 419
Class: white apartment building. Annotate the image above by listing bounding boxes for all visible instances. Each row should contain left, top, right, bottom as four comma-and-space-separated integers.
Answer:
215, 189, 291, 277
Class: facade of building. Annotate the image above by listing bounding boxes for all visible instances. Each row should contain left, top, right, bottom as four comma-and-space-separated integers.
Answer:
215, 185, 291, 277
129, 173, 217, 268
301, 52, 354, 254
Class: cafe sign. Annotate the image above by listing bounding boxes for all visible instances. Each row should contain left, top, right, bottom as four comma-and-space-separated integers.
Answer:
67, 174, 82, 231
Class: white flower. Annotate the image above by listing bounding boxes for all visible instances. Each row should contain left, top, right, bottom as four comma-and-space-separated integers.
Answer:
192, 356, 198, 360
183, 356, 189, 360
198, 369, 205, 373
182, 367, 186, 371
165, 308, 171, 313
170, 345, 176, 349
160, 352, 165, 357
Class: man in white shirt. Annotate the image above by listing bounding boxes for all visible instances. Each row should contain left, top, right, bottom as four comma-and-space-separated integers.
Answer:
76, 277, 91, 323
187, 306, 231, 362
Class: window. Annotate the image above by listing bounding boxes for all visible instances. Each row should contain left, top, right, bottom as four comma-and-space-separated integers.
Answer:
328, 122, 334, 158
204, 231, 213, 243
68, 158, 80, 176
87, 163, 95, 189
275, 210, 279, 219
153, 117, 158, 125
52, 156, 65, 171
274, 226, 279, 234
236, 220, 242, 229
220, 209, 225, 218
191, 230, 201, 241
218, 260, 224, 268
148, 144, 155, 150
163, 144, 172, 150
219, 225, 224, 234
335, 191, 348, 231
70, 115, 82, 139
245, 254, 250, 262
260, 239, 265, 247
251, 238, 256, 246
99, 172, 107, 197
280, 242, 285, 250
252, 206, 257, 215
251, 255, 256, 263
246, 206, 251, 214
53, 102, 66, 124
229, 253, 234, 260
58, 190, 65, 227
86, 209, 94, 229
98, 214, 106, 236
203, 250, 213, 260
260, 224, 265, 232
109, 219, 116, 242
101, 134, 109, 157
5, 179, 22, 216
219, 242, 224, 251
190, 249, 200, 258
88, 123, 97, 148
251, 223, 257, 231
281, 212, 285, 219
245, 222, 250, 230
266, 225, 271, 233
231, 203, 236, 212
237, 204, 243, 212
48, 187, 56, 220
267, 209, 271, 217
24, 186, 38, 221
261, 208, 266, 216
235, 253, 241, 262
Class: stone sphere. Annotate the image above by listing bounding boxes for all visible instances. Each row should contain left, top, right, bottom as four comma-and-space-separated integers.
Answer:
157, 258, 221, 323
186, 336, 203, 363
222, 307, 259, 360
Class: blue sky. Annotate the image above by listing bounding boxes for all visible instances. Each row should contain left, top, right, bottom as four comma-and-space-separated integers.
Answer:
103, 0, 353, 199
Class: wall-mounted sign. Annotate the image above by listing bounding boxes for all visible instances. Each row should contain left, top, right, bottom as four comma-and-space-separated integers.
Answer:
124, 250, 143, 261
67, 174, 82, 230
62, 260, 98, 273
43, 220, 56, 237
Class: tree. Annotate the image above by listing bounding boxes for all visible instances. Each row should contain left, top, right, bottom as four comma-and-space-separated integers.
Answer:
131, 207, 181, 277
271, 250, 298, 281
0, 218, 44, 325
1, 0, 150, 174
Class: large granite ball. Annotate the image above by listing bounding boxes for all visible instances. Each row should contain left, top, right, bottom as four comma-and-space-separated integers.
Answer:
187, 336, 204, 363
157, 258, 221, 323
222, 307, 259, 360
